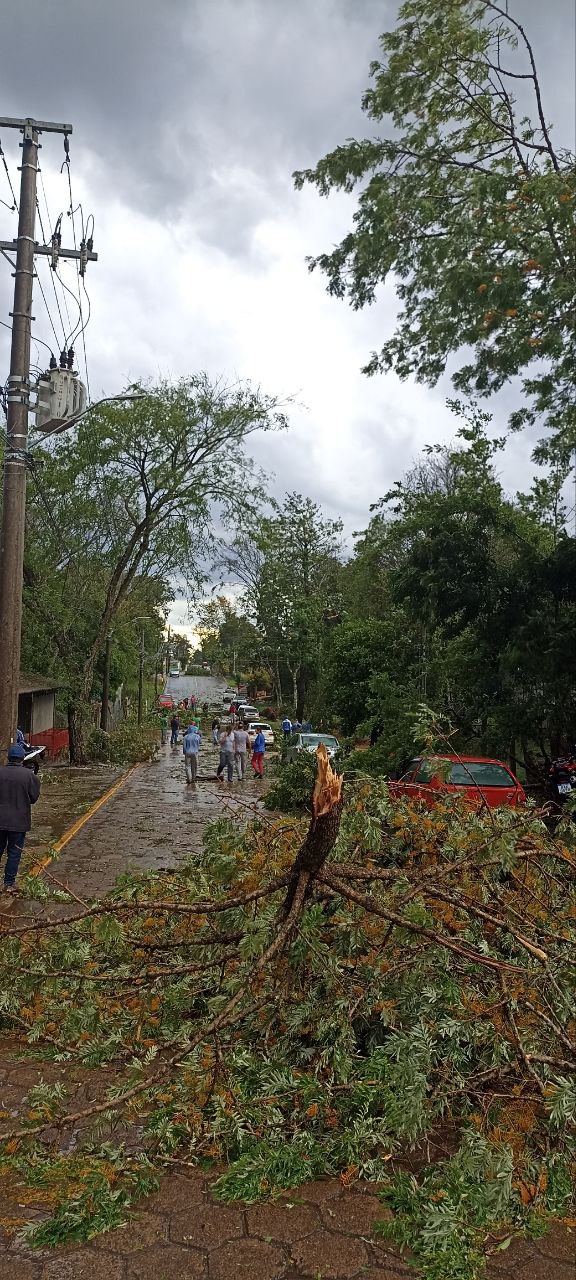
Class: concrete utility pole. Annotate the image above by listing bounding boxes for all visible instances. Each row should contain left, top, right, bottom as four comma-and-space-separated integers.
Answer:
0, 117, 97, 753
134, 617, 150, 727
0, 120, 40, 754
100, 631, 113, 733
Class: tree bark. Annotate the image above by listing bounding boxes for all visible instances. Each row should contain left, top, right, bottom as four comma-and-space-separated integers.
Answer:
279, 745, 344, 922
68, 701, 89, 766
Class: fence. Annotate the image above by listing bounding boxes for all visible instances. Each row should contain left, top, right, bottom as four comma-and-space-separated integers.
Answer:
30, 728, 70, 760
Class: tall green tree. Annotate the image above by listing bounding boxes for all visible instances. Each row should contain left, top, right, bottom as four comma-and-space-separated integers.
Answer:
351, 416, 576, 773
295, 0, 575, 458
221, 495, 344, 717
24, 375, 285, 759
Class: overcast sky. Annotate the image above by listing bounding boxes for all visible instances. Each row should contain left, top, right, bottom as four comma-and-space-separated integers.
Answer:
1, 0, 574, 634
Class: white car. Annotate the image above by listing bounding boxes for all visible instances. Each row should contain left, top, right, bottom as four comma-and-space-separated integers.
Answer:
286, 732, 340, 761
247, 721, 275, 747
169, 667, 180, 677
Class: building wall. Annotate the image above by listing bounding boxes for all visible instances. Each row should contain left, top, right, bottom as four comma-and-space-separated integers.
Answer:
31, 691, 55, 734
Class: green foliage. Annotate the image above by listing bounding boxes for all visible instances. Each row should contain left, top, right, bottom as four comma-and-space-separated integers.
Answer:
85, 722, 158, 765
0, 775, 573, 1269
86, 728, 112, 763
295, 0, 576, 457
337, 414, 576, 776
19, 1154, 158, 1247
23, 374, 285, 760
378, 1132, 516, 1280
265, 753, 317, 813
220, 493, 344, 718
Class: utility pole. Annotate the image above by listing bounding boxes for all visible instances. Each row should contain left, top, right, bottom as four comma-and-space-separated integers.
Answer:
100, 631, 113, 732
134, 617, 150, 727
0, 117, 97, 754
165, 625, 171, 677
137, 631, 145, 727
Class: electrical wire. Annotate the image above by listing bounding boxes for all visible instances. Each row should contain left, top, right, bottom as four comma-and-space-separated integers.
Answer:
39, 168, 73, 338
34, 267, 63, 353
63, 142, 91, 400
53, 262, 82, 347
78, 272, 92, 404
1, 313, 55, 360
35, 202, 67, 350
0, 136, 18, 211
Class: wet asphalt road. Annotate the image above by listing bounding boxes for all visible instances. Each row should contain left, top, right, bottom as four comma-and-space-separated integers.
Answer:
163, 673, 230, 707
42, 732, 266, 902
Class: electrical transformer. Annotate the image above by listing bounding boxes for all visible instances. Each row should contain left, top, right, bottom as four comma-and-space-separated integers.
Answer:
34, 368, 87, 433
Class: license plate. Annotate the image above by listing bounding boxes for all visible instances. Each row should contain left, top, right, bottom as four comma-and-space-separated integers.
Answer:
557, 782, 572, 795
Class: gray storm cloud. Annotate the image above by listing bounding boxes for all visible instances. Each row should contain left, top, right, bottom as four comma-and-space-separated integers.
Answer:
0, 0, 573, 536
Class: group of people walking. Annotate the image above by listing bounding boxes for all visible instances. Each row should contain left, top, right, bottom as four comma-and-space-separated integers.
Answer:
213, 722, 266, 784
164, 712, 266, 786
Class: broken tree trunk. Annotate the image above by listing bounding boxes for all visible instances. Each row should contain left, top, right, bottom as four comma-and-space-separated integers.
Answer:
278, 744, 344, 922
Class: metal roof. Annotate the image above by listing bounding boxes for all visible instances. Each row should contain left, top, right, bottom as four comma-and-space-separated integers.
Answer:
18, 673, 60, 695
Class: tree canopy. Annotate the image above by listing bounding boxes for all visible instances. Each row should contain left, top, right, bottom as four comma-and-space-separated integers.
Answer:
295, 0, 576, 459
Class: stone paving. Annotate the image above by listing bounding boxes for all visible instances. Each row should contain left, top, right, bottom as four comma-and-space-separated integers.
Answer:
0, 728, 574, 1279
1, 1167, 574, 1279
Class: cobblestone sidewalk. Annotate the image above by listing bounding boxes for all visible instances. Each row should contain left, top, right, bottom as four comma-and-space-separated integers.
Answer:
1, 1167, 574, 1280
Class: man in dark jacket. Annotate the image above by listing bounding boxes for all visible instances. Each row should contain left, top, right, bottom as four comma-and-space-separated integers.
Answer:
0, 743, 41, 892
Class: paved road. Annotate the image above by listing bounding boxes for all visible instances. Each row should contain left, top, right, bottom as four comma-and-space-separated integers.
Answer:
163, 672, 229, 707
42, 736, 263, 900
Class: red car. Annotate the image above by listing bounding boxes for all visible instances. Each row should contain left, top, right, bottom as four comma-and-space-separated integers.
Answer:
158, 695, 174, 709
390, 755, 526, 810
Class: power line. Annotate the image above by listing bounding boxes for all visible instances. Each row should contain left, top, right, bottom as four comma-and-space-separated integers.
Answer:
0, 136, 18, 211
38, 168, 73, 338
35, 203, 67, 349
53, 262, 82, 346
63, 140, 91, 398
34, 267, 62, 353
78, 273, 92, 403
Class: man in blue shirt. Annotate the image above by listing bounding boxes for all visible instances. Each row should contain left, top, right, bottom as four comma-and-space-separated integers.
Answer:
183, 723, 201, 785
281, 716, 292, 739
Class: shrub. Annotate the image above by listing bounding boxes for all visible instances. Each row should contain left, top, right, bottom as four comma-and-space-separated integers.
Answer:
108, 724, 159, 765
86, 728, 111, 762
265, 753, 317, 814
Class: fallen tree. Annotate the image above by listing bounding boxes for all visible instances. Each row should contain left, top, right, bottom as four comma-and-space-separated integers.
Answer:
0, 747, 574, 1277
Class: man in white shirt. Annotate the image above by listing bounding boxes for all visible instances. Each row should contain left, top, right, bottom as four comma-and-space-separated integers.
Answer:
216, 728, 235, 784
234, 726, 251, 780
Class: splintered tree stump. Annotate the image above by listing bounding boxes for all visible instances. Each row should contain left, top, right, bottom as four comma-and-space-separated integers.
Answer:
279, 744, 344, 921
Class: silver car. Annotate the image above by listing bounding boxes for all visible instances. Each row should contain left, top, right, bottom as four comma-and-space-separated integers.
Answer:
286, 732, 340, 761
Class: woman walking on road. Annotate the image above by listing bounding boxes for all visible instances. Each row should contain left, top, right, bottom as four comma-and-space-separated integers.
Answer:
211, 718, 220, 746
251, 728, 266, 778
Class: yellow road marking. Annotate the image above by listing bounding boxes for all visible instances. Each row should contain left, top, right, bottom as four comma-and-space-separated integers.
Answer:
29, 763, 141, 876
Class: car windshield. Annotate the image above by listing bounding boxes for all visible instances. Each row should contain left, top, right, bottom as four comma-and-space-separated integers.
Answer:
449, 762, 515, 787
250, 724, 270, 731
301, 734, 339, 748
412, 758, 514, 787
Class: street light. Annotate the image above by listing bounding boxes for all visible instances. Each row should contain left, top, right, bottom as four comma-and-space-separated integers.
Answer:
32, 392, 147, 440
